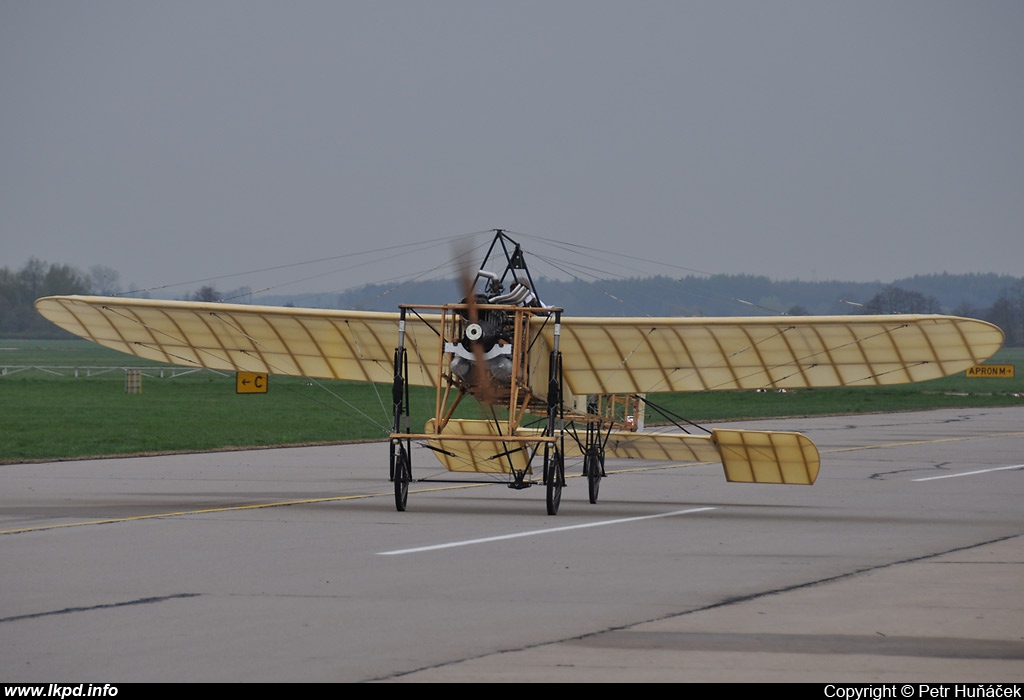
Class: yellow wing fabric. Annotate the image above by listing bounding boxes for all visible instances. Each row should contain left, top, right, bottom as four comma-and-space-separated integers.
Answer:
546, 314, 1003, 395
35, 296, 442, 386
36, 298, 1003, 395
588, 428, 818, 484
426, 420, 819, 484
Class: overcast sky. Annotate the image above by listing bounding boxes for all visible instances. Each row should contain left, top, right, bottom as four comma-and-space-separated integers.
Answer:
3, 1, 1022, 297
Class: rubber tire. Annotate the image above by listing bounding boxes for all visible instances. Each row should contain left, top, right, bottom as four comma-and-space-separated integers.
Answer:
394, 445, 411, 512
546, 452, 564, 515
586, 453, 602, 505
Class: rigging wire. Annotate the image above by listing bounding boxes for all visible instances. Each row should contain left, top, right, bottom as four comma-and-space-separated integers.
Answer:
108, 228, 805, 428
501, 232, 790, 316
120, 227, 788, 317
118, 232, 493, 300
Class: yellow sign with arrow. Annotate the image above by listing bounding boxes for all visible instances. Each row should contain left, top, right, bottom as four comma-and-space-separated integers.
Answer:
236, 372, 268, 394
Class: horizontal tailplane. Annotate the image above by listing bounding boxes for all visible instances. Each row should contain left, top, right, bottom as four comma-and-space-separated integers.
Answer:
601, 428, 819, 485
418, 420, 820, 484
712, 429, 819, 484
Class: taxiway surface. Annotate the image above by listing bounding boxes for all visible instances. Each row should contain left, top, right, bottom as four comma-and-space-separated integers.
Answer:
2, 407, 1022, 682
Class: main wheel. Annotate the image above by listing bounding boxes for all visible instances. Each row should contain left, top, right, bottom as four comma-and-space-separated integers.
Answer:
585, 452, 602, 504
393, 443, 411, 512
545, 451, 564, 515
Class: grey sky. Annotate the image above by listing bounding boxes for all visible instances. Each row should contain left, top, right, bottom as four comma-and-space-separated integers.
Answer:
3, 1, 1022, 297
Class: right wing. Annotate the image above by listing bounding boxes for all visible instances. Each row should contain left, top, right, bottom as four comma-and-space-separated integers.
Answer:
34, 295, 443, 386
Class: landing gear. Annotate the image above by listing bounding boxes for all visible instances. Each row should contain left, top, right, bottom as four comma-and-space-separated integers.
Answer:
582, 416, 607, 505
585, 450, 604, 504
545, 449, 564, 515
543, 343, 565, 516
390, 324, 412, 513
391, 439, 411, 512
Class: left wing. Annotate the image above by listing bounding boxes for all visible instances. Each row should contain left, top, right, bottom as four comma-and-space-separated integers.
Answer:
34, 295, 443, 386
544, 314, 1004, 395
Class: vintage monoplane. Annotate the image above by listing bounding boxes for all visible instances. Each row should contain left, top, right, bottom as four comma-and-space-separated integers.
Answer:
35, 230, 1004, 514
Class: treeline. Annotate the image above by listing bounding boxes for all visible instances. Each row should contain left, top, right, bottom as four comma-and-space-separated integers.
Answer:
5, 258, 1024, 346
287, 271, 1024, 346
1, 259, 95, 338
852, 282, 1024, 346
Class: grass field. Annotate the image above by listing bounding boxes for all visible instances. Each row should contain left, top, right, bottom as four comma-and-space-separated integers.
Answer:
2, 339, 1022, 463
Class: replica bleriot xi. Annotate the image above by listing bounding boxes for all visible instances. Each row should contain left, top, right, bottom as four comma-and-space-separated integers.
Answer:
35, 230, 1004, 514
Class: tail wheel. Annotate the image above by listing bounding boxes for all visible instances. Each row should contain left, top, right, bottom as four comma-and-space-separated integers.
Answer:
545, 450, 564, 515
393, 443, 411, 512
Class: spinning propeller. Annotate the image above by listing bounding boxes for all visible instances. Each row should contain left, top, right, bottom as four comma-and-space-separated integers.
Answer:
453, 240, 502, 403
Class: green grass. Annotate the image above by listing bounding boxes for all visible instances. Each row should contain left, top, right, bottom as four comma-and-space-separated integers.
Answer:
2, 340, 1022, 463
1, 374, 398, 462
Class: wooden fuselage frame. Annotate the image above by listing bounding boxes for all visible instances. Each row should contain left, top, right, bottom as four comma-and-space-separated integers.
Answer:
389, 302, 563, 451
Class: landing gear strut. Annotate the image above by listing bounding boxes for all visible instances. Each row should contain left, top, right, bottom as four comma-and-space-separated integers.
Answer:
390, 324, 413, 512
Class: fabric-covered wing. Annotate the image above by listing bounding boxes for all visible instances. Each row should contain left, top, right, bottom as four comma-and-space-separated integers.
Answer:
545, 314, 1003, 395
35, 296, 443, 386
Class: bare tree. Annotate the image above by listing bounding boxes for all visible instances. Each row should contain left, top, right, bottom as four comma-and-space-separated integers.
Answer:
89, 265, 122, 296
190, 286, 220, 302
0, 260, 91, 336
860, 286, 941, 314
988, 281, 1024, 346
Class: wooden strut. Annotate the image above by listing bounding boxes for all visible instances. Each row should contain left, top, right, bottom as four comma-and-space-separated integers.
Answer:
389, 303, 562, 440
